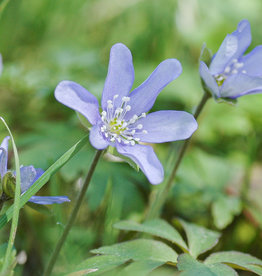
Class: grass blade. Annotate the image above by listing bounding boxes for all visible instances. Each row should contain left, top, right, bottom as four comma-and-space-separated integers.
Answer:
0, 117, 20, 273
0, 134, 89, 229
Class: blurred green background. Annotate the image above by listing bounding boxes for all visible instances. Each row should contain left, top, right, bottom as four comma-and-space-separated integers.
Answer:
1, 0, 262, 274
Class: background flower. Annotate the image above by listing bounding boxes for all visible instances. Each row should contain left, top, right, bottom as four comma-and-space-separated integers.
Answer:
200, 19, 262, 100
0, 136, 70, 205
55, 43, 198, 185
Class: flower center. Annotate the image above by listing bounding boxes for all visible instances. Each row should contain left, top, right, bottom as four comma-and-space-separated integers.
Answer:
100, 94, 147, 146
214, 59, 246, 86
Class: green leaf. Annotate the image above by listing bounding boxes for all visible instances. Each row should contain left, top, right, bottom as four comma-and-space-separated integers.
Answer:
26, 202, 52, 216
205, 251, 262, 276
114, 219, 188, 251
107, 146, 139, 172
91, 239, 178, 263
66, 269, 99, 276
199, 43, 213, 67
212, 196, 242, 229
68, 255, 128, 276
207, 263, 238, 276
177, 254, 237, 276
177, 254, 216, 276
118, 260, 164, 276
0, 135, 88, 229
179, 219, 220, 258
217, 97, 238, 105
76, 112, 92, 129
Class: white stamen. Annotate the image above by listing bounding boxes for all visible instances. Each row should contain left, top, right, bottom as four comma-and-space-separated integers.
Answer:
234, 62, 243, 69
100, 94, 148, 146
122, 96, 130, 102
232, 59, 238, 63
107, 103, 113, 109
224, 66, 231, 73
242, 70, 247, 74
231, 69, 238, 74
142, 130, 148, 134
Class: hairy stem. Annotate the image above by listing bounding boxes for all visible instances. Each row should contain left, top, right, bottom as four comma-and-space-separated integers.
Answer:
145, 92, 210, 220
44, 150, 103, 276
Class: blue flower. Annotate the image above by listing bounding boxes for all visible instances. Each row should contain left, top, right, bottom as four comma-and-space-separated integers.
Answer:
55, 43, 198, 185
0, 136, 70, 205
200, 19, 262, 100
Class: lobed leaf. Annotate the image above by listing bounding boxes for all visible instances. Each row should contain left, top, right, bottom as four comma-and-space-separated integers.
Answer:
114, 219, 188, 251
212, 196, 242, 229
178, 254, 237, 276
205, 251, 262, 276
68, 255, 128, 276
179, 219, 220, 258
117, 260, 164, 276
91, 239, 178, 263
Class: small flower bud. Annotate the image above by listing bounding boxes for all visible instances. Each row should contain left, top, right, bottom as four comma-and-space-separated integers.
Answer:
2, 172, 16, 198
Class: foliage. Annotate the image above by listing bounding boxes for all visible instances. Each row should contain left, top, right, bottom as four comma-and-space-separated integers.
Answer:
0, 0, 262, 275
69, 219, 262, 275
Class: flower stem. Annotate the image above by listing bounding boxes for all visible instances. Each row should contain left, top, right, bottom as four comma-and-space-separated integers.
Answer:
145, 92, 210, 220
44, 150, 103, 276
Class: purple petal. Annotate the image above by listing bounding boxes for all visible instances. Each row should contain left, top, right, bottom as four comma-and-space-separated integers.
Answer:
199, 61, 220, 98
0, 136, 9, 156
134, 111, 198, 143
101, 43, 134, 110
221, 73, 262, 98
33, 168, 45, 182
20, 166, 37, 193
240, 46, 262, 76
89, 124, 109, 150
29, 196, 70, 205
0, 136, 10, 178
210, 20, 251, 75
116, 143, 164, 185
125, 59, 182, 120
55, 80, 100, 125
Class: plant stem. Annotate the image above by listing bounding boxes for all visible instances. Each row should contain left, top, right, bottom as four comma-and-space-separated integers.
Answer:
145, 92, 210, 220
44, 150, 103, 276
